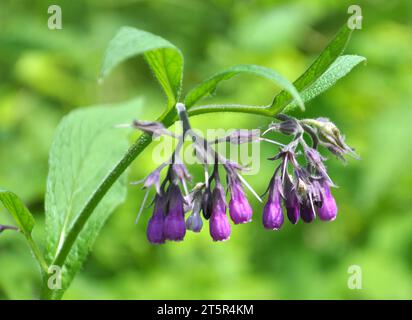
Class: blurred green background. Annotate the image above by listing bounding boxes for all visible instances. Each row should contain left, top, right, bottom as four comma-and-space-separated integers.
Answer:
1, 0, 412, 299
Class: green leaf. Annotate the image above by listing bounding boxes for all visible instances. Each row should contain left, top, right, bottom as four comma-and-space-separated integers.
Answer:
284, 55, 366, 111
0, 190, 35, 236
272, 23, 354, 112
44, 98, 143, 299
184, 64, 304, 111
100, 26, 183, 108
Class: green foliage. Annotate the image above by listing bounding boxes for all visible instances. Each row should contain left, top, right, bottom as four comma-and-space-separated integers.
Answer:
184, 64, 304, 110
0, 190, 35, 236
100, 27, 183, 109
272, 24, 353, 112
284, 55, 366, 111
43, 98, 144, 299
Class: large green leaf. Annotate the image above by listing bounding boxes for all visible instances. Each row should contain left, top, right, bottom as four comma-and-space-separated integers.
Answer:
284, 55, 366, 111
184, 64, 304, 111
272, 24, 354, 112
0, 190, 34, 236
100, 27, 183, 108
44, 98, 143, 299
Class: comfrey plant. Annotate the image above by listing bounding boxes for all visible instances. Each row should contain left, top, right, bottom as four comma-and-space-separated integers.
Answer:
0, 24, 365, 299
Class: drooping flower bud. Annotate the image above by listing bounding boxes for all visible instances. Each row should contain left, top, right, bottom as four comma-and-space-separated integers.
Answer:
209, 183, 231, 241
263, 176, 284, 230
228, 177, 253, 224
202, 186, 213, 220
164, 184, 186, 241
186, 186, 204, 232
317, 181, 337, 221
186, 212, 203, 232
300, 199, 316, 223
283, 177, 300, 225
146, 195, 166, 245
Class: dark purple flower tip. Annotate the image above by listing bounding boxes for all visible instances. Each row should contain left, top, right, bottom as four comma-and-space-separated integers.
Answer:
164, 185, 186, 241
263, 177, 284, 230
283, 175, 300, 225
317, 181, 338, 221
300, 200, 316, 223
202, 187, 213, 220
285, 191, 300, 225
147, 195, 166, 245
209, 183, 231, 241
229, 181, 253, 224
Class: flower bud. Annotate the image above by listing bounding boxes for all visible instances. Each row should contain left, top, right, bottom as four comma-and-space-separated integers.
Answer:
164, 184, 186, 241
283, 175, 300, 224
314, 118, 359, 160
263, 177, 284, 230
186, 187, 203, 232
186, 211, 203, 232
317, 181, 337, 221
209, 183, 231, 241
202, 187, 213, 220
284, 191, 300, 225
300, 199, 316, 223
228, 179, 253, 224
146, 195, 166, 245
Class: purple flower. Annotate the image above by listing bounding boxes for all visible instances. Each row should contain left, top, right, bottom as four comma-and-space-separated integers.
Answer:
164, 184, 186, 241
263, 176, 284, 230
146, 195, 166, 245
186, 187, 203, 232
186, 212, 203, 232
300, 199, 316, 223
209, 183, 231, 241
283, 175, 300, 224
228, 178, 253, 224
317, 181, 338, 221
202, 186, 213, 220
284, 191, 300, 225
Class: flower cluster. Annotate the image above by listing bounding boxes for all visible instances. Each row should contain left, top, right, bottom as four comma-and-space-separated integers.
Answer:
261, 114, 358, 229
130, 104, 357, 244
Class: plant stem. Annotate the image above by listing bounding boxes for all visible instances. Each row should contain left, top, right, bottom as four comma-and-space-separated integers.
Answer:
188, 104, 272, 117
27, 235, 49, 274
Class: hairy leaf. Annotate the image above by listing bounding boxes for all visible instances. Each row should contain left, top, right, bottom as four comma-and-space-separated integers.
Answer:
0, 190, 35, 236
44, 98, 143, 299
100, 27, 183, 108
284, 55, 366, 111
185, 64, 304, 110
272, 24, 354, 112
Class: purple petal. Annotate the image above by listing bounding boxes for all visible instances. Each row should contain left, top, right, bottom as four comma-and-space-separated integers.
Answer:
317, 181, 338, 221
